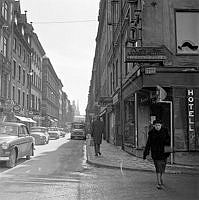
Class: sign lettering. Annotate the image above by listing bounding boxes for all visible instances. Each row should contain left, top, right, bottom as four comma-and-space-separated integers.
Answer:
187, 89, 195, 150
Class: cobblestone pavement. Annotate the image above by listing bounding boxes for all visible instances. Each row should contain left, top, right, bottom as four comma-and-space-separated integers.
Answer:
86, 139, 199, 175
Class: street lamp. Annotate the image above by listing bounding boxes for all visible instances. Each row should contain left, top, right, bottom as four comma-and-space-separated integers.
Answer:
0, 25, 9, 98
28, 70, 33, 114
119, 0, 125, 149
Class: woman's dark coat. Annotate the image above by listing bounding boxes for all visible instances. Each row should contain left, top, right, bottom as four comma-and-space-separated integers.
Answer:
143, 127, 170, 160
91, 119, 104, 144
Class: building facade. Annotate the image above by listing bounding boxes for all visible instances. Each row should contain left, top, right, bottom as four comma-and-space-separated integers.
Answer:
10, 2, 33, 121
30, 32, 45, 125
0, 0, 72, 127
0, 0, 14, 120
87, 0, 199, 165
41, 56, 60, 127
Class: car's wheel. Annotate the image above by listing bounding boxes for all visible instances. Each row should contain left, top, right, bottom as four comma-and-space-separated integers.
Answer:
26, 145, 34, 160
7, 149, 17, 168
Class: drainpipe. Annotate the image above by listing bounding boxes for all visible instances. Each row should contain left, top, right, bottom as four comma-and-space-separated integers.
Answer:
135, 92, 138, 148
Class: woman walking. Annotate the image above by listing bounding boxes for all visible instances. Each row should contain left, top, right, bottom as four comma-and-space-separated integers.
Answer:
143, 119, 171, 189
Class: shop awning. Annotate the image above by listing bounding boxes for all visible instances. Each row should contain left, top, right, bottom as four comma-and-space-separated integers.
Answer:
15, 115, 37, 123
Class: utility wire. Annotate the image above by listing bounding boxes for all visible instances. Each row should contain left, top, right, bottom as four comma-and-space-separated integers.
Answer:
31, 19, 97, 24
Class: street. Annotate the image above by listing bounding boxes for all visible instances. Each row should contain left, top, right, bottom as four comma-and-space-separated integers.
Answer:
0, 134, 198, 200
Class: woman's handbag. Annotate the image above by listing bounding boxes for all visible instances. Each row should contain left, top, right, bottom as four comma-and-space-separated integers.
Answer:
164, 145, 173, 153
89, 138, 94, 146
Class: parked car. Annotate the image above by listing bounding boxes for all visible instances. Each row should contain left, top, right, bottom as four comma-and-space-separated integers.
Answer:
70, 122, 86, 140
0, 122, 35, 168
30, 132, 47, 145
48, 127, 61, 139
30, 126, 49, 144
58, 128, 66, 137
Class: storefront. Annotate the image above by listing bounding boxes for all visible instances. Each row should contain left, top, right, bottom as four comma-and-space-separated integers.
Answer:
122, 68, 199, 165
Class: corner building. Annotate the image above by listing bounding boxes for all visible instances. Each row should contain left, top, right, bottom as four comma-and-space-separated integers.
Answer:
88, 0, 199, 165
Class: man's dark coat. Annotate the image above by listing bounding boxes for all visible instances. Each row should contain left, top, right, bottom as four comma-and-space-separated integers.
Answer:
91, 119, 104, 144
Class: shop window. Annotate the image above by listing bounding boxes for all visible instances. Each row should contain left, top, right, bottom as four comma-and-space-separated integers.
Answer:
176, 11, 199, 55
1, 1, 8, 21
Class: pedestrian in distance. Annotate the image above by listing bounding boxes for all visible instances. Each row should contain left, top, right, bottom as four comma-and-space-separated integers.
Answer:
143, 119, 171, 190
91, 116, 104, 156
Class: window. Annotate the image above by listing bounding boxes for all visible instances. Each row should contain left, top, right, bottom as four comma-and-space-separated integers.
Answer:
18, 89, 21, 104
27, 36, 30, 44
18, 65, 21, 82
1, 73, 8, 98
27, 73, 29, 88
33, 72, 36, 85
23, 126, 29, 136
110, 72, 113, 95
12, 86, 15, 101
23, 49, 26, 62
22, 69, 25, 85
1, 1, 8, 21
27, 54, 30, 65
22, 92, 25, 107
2, 36, 8, 57
31, 94, 35, 109
21, 26, 24, 35
18, 44, 22, 57
13, 38, 17, 52
112, 0, 120, 25
14, 15, 17, 24
113, 64, 115, 90
36, 96, 37, 110
27, 94, 29, 109
115, 60, 119, 87
13, 60, 16, 79
38, 98, 41, 111
176, 11, 199, 54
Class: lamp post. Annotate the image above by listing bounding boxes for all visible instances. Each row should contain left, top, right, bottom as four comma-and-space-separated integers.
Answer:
28, 70, 33, 115
119, 0, 125, 149
0, 25, 9, 99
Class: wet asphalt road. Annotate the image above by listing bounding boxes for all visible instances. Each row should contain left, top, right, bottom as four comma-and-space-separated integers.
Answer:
0, 134, 198, 200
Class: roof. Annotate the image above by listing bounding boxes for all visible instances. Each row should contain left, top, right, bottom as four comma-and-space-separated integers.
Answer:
30, 126, 47, 129
0, 122, 26, 126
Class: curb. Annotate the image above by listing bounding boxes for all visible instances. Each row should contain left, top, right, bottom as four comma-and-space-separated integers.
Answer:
86, 145, 199, 175
86, 159, 187, 174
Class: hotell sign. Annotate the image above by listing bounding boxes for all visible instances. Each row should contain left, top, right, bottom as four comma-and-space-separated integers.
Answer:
125, 46, 167, 62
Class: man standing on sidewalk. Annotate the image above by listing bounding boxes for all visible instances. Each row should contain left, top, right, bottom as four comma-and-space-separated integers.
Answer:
91, 116, 104, 156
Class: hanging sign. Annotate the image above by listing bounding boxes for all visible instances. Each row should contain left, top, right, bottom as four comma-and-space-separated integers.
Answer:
125, 47, 167, 63
187, 89, 195, 150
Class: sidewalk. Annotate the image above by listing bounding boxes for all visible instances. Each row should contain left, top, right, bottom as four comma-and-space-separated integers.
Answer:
86, 139, 199, 175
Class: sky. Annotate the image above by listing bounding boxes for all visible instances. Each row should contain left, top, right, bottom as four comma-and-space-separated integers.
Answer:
19, 0, 100, 115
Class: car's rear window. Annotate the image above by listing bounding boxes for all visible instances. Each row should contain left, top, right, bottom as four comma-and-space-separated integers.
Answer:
72, 124, 85, 129
0, 125, 18, 136
31, 128, 46, 132
48, 128, 58, 131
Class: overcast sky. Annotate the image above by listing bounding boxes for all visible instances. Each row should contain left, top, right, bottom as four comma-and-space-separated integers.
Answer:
20, 0, 100, 115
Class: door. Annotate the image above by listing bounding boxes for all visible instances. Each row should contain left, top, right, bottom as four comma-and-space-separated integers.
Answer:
18, 126, 28, 158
